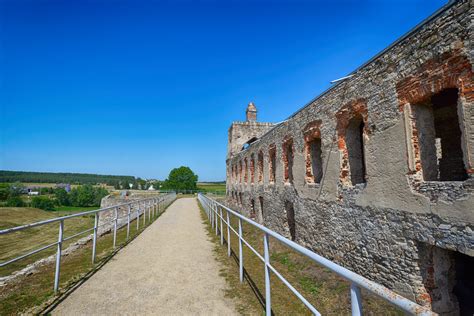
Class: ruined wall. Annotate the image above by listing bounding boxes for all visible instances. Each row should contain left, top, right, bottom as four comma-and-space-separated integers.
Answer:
225, 1, 474, 314
98, 193, 162, 233
227, 121, 274, 159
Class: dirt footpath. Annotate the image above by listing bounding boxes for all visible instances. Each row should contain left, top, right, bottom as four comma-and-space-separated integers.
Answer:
53, 198, 238, 315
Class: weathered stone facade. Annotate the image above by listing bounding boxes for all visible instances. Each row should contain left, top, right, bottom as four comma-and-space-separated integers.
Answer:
226, 1, 474, 314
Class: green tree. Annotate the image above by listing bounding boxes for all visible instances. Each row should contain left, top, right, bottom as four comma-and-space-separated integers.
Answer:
9, 182, 25, 197
6, 196, 25, 207
74, 185, 95, 206
137, 178, 146, 190
163, 166, 198, 191
0, 183, 10, 201
31, 196, 55, 211
93, 187, 109, 206
121, 181, 130, 190
54, 189, 70, 206
68, 185, 109, 207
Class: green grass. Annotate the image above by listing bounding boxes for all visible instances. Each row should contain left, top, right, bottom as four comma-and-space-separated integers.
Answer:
53, 206, 98, 212
0, 207, 96, 276
198, 201, 404, 315
0, 199, 175, 315
197, 183, 226, 192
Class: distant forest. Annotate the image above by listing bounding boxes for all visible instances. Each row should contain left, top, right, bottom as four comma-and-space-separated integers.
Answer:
0, 170, 136, 185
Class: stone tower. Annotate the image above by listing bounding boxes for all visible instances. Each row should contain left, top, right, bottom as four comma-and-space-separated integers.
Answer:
246, 102, 257, 122
227, 102, 274, 160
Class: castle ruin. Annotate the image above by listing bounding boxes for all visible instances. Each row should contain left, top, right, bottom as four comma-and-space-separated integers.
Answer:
226, 1, 474, 314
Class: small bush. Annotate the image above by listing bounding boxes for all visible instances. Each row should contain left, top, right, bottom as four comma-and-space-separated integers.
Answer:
5, 196, 25, 207
31, 196, 55, 211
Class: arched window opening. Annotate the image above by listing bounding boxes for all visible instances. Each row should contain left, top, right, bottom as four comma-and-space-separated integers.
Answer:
346, 115, 366, 185
258, 151, 264, 183
285, 201, 296, 241
244, 158, 248, 184
239, 161, 243, 183
250, 154, 255, 184
259, 196, 264, 222
304, 121, 323, 184
283, 138, 294, 184
414, 88, 467, 181
269, 145, 276, 183
250, 199, 256, 219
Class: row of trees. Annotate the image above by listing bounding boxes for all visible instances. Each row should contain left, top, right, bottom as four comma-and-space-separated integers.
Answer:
1, 166, 200, 210
54, 185, 109, 207
0, 183, 109, 211
0, 170, 136, 186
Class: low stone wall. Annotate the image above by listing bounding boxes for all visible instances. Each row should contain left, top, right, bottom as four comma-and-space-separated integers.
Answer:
98, 193, 162, 234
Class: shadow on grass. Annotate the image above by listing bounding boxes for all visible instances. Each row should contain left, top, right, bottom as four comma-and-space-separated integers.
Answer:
41, 229, 139, 314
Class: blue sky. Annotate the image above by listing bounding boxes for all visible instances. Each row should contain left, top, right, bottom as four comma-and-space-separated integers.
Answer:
0, 0, 447, 181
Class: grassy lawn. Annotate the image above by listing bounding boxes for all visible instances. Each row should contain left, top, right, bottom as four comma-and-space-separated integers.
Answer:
0, 199, 174, 315
197, 183, 226, 193
0, 207, 97, 276
198, 202, 403, 315
53, 206, 98, 212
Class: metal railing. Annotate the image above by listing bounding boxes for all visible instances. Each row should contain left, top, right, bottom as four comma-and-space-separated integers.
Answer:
0, 192, 176, 293
198, 194, 434, 316
161, 189, 226, 195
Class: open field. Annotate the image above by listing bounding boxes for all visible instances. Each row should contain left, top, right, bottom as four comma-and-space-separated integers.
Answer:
0, 207, 96, 276
197, 182, 226, 192
19, 183, 80, 189
198, 203, 403, 315
0, 182, 115, 191
0, 201, 173, 315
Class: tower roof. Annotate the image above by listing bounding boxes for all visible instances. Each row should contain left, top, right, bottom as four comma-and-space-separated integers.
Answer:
246, 102, 257, 112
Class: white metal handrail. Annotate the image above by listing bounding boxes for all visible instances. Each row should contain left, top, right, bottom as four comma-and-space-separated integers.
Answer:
0, 192, 176, 293
197, 193, 434, 316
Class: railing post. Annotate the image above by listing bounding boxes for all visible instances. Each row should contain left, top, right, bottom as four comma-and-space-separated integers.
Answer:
226, 210, 231, 257
148, 201, 151, 222
264, 232, 271, 315
210, 201, 213, 227
137, 206, 140, 231
92, 213, 99, 264
113, 207, 118, 249
220, 207, 224, 245
238, 218, 243, 283
143, 202, 146, 226
54, 219, 64, 293
215, 203, 218, 236
209, 201, 213, 228
351, 283, 363, 316
127, 205, 131, 240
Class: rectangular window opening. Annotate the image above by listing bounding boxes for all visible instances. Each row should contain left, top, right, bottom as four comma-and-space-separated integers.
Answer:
415, 88, 467, 181
284, 201, 296, 241
308, 138, 323, 183
269, 146, 276, 183
258, 152, 264, 183
283, 139, 294, 184
346, 116, 366, 185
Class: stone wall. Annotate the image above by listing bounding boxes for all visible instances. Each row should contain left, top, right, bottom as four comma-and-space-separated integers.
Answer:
225, 1, 474, 314
98, 192, 162, 234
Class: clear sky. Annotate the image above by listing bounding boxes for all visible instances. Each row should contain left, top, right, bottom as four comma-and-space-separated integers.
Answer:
0, 0, 447, 181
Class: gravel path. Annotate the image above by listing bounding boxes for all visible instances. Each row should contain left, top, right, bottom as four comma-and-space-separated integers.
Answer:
53, 198, 238, 315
